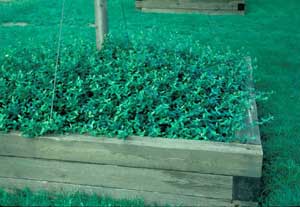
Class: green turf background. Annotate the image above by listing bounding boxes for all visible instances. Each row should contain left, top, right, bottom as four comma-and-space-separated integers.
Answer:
1, 0, 300, 206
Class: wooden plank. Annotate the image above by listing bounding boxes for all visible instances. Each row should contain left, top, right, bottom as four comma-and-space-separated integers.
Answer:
139, 8, 244, 15
236, 57, 261, 145
0, 177, 232, 207
136, 0, 243, 10
94, 0, 108, 50
136, 0, 245, 15
0, 156, 233, 200
0, 132, 262, 177
249, 101, 261, 145
237, 101, 261, 145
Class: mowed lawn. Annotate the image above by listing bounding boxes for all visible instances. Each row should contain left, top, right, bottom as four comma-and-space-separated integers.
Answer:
1, 0, 300, 206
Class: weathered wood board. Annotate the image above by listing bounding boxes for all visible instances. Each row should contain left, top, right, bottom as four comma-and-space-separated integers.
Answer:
0, 177, 233, 207
0, 131, 262, 178
0, 156, 233, 199
136, 0, 245, 15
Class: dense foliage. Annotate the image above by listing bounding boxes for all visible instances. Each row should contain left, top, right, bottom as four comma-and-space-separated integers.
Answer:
0, 37, 259, 142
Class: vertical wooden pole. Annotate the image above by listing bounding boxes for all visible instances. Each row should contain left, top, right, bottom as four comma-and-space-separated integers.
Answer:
94, 0, 108, 50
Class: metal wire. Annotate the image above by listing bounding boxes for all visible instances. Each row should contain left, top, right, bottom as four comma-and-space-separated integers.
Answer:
50, 0, 66, 120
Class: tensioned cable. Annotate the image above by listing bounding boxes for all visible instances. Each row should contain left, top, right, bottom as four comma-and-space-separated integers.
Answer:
50, 0, 66, 120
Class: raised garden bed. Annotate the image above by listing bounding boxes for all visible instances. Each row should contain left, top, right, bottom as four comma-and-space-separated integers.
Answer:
0, 104, 262, 207
0, 41, 262, 206
136, 0, 245, 15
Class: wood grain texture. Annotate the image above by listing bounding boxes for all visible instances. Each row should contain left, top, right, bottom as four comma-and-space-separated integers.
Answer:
0, 177, 233, 207
136, 0, 245, 14
0, 132, 262, 177
136, 0, 243, 10
94, 0, 108, 50
0, 156, 233, 199
139, 8, 244, 15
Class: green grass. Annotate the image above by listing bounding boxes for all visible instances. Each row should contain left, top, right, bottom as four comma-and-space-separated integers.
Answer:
0, 188, 148, 207
1, 0, 300, 206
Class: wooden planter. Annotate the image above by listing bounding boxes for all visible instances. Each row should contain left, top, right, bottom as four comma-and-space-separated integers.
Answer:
136, 0, 246, 15
0, 58, 261, 206
0, 101, 262, 207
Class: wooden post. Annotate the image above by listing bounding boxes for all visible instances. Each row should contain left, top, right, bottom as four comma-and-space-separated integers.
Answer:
94, 0, 108, 50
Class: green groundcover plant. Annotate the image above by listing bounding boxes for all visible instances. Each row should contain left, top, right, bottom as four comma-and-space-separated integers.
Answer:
0, 36, 267, 142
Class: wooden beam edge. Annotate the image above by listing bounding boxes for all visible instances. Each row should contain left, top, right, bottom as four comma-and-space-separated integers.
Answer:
137, 8, 245, 15
0, 131, 262, 156
0, 156, 234, 200
0, 132, 263, 177
0, 177, 232, 207
135, 0, 246, 15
